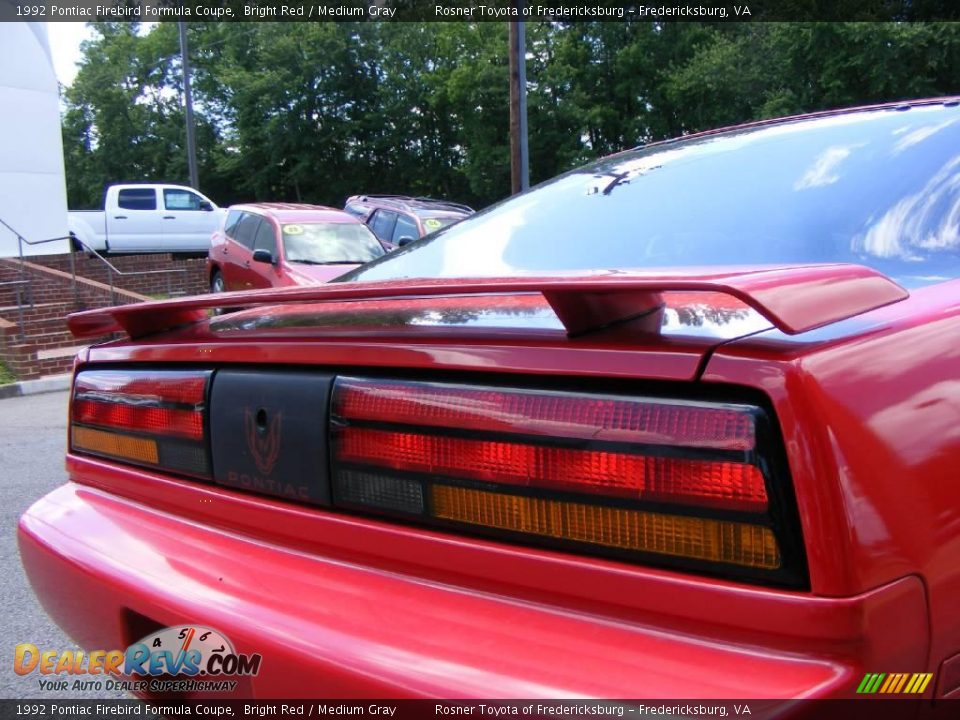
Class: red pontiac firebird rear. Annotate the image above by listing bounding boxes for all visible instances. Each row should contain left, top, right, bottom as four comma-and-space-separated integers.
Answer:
19, 100, 960, 701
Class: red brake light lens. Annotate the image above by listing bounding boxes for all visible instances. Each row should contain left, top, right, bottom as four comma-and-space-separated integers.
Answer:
72, 400, 204, 441
337, 427, 767, 511
71, 370, 211, 478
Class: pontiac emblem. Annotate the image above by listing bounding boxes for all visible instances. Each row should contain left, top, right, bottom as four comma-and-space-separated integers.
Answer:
244, 408, 282, 476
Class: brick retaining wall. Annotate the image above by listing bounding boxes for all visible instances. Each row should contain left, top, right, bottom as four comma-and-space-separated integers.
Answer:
30, 253, 209, 298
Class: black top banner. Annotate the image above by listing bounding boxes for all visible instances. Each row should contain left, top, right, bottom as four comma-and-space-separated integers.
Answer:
2, 0, 960, 23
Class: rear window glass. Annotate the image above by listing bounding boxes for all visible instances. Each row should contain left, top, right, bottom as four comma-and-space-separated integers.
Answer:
344, 104, 960, 289
117, 188, 156, 211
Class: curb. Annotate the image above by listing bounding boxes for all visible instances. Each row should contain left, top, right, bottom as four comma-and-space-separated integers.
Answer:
0, 373, 72, 400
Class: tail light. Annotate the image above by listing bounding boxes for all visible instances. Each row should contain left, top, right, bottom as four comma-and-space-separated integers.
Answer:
70, 370, 212, 479
68, 368, 805, 587
331, 378, 806, 586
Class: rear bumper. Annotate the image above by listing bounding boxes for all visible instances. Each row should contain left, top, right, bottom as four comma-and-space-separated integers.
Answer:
19, 481, 927, 699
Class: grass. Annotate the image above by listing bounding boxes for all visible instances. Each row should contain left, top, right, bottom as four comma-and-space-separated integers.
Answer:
0, 361, 16, 386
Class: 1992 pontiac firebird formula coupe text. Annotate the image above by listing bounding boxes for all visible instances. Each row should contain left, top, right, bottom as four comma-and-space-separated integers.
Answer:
18, 99, 960, 701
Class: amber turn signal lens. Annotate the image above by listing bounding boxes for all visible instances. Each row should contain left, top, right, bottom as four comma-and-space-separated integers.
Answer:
431, 485, 781, 569
72, 425, 159, 465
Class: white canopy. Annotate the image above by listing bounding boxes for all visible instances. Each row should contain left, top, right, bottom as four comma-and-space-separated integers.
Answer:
0, 22, 69, 257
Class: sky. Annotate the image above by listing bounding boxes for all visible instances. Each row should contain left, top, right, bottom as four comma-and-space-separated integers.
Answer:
46, 23, 158, 87
46, 23, 95, 87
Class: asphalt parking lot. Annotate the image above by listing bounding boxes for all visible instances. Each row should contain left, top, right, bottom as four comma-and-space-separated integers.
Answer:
1, 390, 126, 700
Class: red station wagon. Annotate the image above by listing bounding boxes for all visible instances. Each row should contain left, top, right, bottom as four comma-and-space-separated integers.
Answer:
207, 203, 387, 291
18, 99, 960, 705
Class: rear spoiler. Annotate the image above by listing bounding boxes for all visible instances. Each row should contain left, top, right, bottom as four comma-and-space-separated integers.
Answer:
68, 264, 908, 341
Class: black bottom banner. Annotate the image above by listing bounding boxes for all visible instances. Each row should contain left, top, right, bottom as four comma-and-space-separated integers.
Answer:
2, 700, 959, 720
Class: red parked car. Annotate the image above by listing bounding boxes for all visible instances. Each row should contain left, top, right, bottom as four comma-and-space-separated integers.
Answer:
207, 203, 387, 291
19, 99, 960, 703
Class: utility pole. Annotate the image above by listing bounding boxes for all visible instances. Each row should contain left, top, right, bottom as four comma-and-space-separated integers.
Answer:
508, 14, 530, 195
179, 21, 199, 189
517, 20, 529, 192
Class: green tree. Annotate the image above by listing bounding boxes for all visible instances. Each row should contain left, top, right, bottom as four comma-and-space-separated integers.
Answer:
62, 22, 231, 207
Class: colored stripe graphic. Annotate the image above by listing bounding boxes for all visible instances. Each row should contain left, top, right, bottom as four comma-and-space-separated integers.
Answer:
892, 673, 909, 693
857, 673, 884, 694
878, 674, 895, 693
905, 673, 933, 694
857, 672, 932, 694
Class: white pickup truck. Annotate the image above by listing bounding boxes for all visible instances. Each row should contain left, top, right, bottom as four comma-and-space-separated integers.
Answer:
68, 184, 226, 254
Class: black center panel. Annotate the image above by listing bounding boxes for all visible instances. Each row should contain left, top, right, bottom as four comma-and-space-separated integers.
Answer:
209, 369, 334, 506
